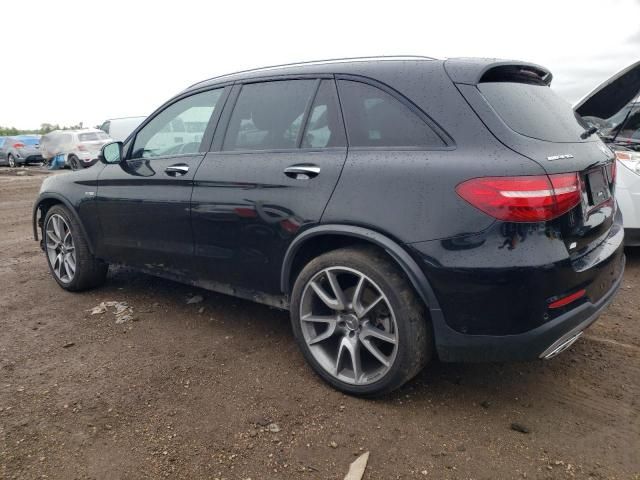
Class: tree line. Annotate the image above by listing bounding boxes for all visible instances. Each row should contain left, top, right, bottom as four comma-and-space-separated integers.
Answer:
0, 123, 84, 136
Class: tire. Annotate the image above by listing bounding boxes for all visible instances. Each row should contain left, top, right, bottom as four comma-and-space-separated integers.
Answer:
8, 154, 16, 168
68, 155, 80, 170
290, 246, 432, 397
43, 205, 108, 291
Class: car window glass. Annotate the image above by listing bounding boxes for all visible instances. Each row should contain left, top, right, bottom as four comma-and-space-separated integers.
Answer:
337, 80, 444, 148
131, 89, 223, 159
223, 80, 316, 151
302, 80, 346, 148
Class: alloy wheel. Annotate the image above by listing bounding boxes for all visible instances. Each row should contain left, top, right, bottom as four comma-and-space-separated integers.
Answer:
299, 266, 399, 385
45, 214, 76, 283
8, 155, 16, 168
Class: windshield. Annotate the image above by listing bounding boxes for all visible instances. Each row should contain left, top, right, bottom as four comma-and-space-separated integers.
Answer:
479, 82, 591, 142
78, 132, 109, 142
582, 100, 640, 146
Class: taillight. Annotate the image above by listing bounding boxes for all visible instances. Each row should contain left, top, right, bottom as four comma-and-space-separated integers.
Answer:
13, 142, 25, 149
77, 144, 87, 151
456, 173, 581, 222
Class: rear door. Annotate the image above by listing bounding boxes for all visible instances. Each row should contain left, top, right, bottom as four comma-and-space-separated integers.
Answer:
95, 87, 228, 271
191, 78, 348, 293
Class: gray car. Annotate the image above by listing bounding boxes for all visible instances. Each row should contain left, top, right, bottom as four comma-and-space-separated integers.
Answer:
0, 135, 43, 167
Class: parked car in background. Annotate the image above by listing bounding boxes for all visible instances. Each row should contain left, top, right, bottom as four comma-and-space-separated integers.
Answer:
575, 60, 640, 246
34, 57, 624, 396
0, 135, 43, 167
40, 129, 112, 169
98, 116, 146, 142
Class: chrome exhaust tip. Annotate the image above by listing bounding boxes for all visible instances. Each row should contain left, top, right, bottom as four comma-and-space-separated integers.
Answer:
541, 331, 583, 360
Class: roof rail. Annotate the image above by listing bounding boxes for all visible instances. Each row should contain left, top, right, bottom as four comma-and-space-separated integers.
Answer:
186, 55, 437, 90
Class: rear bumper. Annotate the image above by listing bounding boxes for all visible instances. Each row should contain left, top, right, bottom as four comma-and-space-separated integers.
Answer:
410, 211, 626, 362
431, 254, 624, 362
16, 154, 43, 164
79, 157, 99, 168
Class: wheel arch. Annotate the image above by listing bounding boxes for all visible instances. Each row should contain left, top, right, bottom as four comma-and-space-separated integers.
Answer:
281, 225, 442, 312
33, 193, 95, 254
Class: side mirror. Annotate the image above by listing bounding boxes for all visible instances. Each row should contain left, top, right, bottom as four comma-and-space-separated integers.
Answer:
99, 141, 123, 164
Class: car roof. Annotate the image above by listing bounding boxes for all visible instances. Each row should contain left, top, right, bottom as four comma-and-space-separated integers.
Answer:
183, 56, 553, 93
104, 116, 146, 122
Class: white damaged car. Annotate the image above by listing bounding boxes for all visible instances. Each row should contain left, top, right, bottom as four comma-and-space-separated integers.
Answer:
576, 60, 640, 246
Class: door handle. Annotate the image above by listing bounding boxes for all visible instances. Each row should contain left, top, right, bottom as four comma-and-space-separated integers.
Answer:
284, 164, 320, 180
165, 164, 189, 176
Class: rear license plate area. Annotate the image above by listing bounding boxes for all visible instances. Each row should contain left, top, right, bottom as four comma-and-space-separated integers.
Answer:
585, 167, 611, 208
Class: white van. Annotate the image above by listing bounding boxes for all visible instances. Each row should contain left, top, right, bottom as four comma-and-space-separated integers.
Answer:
98, 116, 146, 142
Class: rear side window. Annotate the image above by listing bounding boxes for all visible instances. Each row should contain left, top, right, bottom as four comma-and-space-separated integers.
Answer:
18, 137, 39, 146
337, 80, 444, 148
478, 83, 589, 142
223, 80, 316, 151
301, 80, 346, 148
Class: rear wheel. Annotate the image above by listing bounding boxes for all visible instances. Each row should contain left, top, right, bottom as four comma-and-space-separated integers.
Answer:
43, 205, 108, 291
290, 246, 432, 396
68, 155, 80, 170
7, 154, 16, 168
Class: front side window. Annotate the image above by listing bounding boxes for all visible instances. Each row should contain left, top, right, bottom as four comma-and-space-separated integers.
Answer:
131, 89, 223, 159
223, 80, 316, 151
301, 80, 346, 148
338, 80, 444, 148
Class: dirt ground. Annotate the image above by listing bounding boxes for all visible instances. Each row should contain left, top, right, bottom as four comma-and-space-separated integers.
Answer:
0, 168, 638, 480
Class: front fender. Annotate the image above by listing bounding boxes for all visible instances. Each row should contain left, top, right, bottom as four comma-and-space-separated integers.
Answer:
32, 192, 95, 254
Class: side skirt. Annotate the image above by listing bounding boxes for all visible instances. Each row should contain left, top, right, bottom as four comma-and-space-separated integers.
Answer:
113, 264, 290, 310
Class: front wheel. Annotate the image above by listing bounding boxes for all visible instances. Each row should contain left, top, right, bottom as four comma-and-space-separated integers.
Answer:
290, 246, 432, 396
43, 205, 108, 291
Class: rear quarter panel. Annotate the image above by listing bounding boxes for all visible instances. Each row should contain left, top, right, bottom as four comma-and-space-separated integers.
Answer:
322, 61, 548, 243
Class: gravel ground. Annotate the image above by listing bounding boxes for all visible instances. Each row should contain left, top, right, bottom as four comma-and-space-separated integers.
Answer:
0, 168, 638, 479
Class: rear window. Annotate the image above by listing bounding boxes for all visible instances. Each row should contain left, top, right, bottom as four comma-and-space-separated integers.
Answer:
78, 132, 109, 142
19, 137, 39, 146
479, 83, 589, 142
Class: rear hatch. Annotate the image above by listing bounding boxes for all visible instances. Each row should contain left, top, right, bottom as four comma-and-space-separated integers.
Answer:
78, 131, 110, 156
446, 60, 617, 257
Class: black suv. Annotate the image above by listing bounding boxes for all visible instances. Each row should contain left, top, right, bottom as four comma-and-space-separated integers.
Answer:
34, 57, 625, 396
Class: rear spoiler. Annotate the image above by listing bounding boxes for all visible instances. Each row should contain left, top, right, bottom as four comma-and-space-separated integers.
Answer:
444, 58, 552, 86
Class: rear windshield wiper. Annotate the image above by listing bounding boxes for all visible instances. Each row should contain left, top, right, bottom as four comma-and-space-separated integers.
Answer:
580, 126, 599, 140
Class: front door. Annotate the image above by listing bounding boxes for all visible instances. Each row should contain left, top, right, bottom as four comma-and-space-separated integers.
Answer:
95, 87, 227, 272
191, 79, 348, 294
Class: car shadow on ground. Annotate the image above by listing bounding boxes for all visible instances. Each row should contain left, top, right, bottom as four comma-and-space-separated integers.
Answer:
100, 264, 605, 408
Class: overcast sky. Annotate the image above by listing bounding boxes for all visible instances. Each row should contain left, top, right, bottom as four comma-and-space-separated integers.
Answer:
3, 0, 639, 129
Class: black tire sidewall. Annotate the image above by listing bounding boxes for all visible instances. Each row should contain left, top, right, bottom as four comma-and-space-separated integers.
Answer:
43, 205, 106, 291
290, 247, 430, 397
